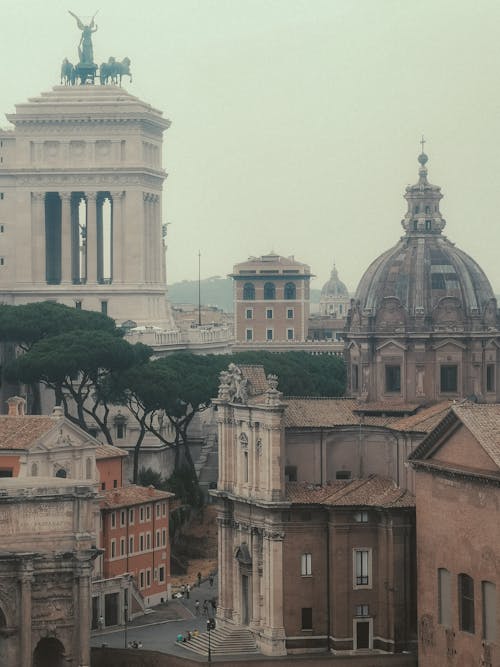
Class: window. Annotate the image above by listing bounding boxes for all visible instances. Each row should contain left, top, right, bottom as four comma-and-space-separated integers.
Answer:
101, 482, 106, 491
129, 536, 134, 554
120, 537, 125, 556
243, 451, 248, 483
287, 308, 294, 319
284, 282, 296, 299
140, 507, 144, 522
111, 512, 116, 529
425, 220, 432, 230
146, 533, 151, 549
113, 479, 117, 488
245, 308, 253, 319
243, 282, 255, 300
116, 422, 125, 439
336, 470, 351, 480
85, 457, 92, 479
431, 273, 446, 289
413, 220, 418, 231
120, 510, 126, 527
482, 581, 496, 641
140, 571, 144, 589
354, 549, 371, 588
385, 365, 401, 392
458, 573, 475, 633
139, 534, 144, 551
0, 193, 3, 199
129, 509, 134, 524
146, 569, 151, 587
301, 608, 313, 630
31, 463, 38, 477
156, 530, 161, 548
438, 568, 451, 626
162, 502, 167, 517
266, 328, 273, 341
101, 301, 108, 315
285, 465, 297, 482
354, 511, 368, 523
0, 258, 5, 266
246, 328, 253, 341
75, 300, 82, 310
55, 468, 67, 479
414, 205, 419, 213
425, 206, 430, 214
264, 282, 276, 299
146, 505, 151, 521
301, 553, 312, 576
0, 225, 4, 233
111, 540, 116, 558
355, 604, 369, 617
286, 328, 293, 340
156, 503, 161, 518
486, 364, 495, 392
266, 308, 273, 319
352, 364, 359, 392
162, 528, 166, 546
159, 566, 165, 583
441, 365, 458, 393
0, 469, 13, 477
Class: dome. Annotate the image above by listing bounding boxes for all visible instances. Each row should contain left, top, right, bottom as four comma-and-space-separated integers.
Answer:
352, 152, 497, 332
321, 265, 349, 297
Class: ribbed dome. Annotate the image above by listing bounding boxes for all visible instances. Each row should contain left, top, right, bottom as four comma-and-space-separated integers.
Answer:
321, 265, 349, 297
352, 152, 497, 332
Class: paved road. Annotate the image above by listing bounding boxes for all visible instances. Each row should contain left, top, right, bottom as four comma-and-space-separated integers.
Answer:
91, 576, 218, 658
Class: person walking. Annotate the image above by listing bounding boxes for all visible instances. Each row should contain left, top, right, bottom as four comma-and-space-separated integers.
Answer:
197, 571, 202, 587
194, 599, 200, 616
186, 583, 191, 599
209, 574, 214, 588
181, 584, 186, 598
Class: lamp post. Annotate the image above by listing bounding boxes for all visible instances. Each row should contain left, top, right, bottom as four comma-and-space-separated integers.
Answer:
206, 618, 212, 664
124, 602, 128, 649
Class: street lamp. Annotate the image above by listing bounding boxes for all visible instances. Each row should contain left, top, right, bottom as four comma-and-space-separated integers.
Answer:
206, 618, 213, 664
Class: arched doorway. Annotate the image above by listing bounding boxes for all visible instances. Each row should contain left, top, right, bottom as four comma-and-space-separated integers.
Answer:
33, 637, 65, 667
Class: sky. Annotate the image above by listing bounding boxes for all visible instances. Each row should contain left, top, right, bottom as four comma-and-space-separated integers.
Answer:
3, 1, 500, 293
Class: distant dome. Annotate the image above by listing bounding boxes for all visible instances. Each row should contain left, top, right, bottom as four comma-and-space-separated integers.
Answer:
321, 265, 349, 298
351, 152, 497, 333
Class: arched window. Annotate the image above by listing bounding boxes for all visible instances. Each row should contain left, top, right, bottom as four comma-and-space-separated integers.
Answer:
264, 282, 276, 300
55, 468, 67, 479
31, 463, 38, 477
243, 282, 255, 300
85, 458, 93, 480
284, 282, 296, 299
458, 573, 475, 633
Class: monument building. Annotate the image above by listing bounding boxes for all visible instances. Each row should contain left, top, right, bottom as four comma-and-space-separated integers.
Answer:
0, 15, 175, 329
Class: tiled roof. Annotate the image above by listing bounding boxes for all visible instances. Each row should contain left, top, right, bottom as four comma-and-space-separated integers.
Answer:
239, 365, 269, 396
95, 443, 128, 459
100, 484, 174, 509
286, 475, 415, 508
388, 401, 453, 433
353, 401, 421, 415
0, 416, 57, 450
451, 403, 500, 468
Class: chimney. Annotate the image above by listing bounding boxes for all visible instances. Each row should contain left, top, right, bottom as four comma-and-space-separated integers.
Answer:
7, 396, 26, 416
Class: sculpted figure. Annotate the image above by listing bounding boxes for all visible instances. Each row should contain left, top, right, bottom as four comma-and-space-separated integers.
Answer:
69, 10, 98, 65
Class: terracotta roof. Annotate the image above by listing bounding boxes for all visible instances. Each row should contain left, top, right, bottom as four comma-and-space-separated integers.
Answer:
286, 475, 415, 508
388, 401, 453, 433
100, 484, 174, 510
353, 401, 421, 415
95, 443, 128, 459
239, 365, 269, 396
283, 398, 399, 429
0, 416, 57, 450
451, 403, 500, 468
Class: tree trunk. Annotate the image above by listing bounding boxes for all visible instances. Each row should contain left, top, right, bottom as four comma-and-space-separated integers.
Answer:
133, 427, 146, 484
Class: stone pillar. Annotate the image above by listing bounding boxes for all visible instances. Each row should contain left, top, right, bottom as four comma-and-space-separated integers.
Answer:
85, 193, 98, 284
60, 192, 72, 283
143, 193, 150, 283
77, 562, 92, 667
261, 528, 286, 654
19, 562, 34, 667
251, 530, 261, 626
110, 191, 124, 284
31, 192, 46, 283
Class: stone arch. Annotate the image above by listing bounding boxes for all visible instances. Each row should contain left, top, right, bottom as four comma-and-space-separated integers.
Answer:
375, 297, 408, 332
432, 296, 464, 326
55, 468, 67, 479
31, 462, 39, 477
33, 637, 66, 667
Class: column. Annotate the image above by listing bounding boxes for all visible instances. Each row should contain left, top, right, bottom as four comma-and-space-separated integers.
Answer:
251, 530, 261, 626
110, 191, 123, 284
19, 562, 34, 667
85, 193, 98, 284
60, 193, 72, 283
31, 192, 45, 283
77, 562, 92, 667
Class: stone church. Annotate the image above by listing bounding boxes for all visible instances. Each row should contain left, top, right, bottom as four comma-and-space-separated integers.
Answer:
212, 150, 500, 659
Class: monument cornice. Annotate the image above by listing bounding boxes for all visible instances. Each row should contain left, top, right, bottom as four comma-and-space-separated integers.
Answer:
7, 171, 165, 188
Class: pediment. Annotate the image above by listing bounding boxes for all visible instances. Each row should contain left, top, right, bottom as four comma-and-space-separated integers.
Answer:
376, 339, 407, 353
432, 338, 467, 352
33, 420, 98, 453
484, 338, 500, 349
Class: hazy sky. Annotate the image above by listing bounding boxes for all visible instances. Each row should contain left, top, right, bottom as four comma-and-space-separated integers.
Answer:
3, 1, 500, 294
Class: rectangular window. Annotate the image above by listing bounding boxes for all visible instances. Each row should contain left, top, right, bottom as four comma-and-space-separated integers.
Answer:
162, 502, 167, 517
266, 308, 273, 319
441, 365, 458, 393
266, 328, 273, 341
120, 537, 125, 556
285, 465, 297, 482
385, 365, 401, 392
139, 534, 144, 551
101, 301, 108, 315
156, 530, 161, 548
110, 512, 116, 529
120, 510, 126, 527
336, 470, 351, 480
146, 505, 151, 521
355, 604, 369, 617
111, 540, 116, 558
156, 503, 161, 518
354, 511, 368, 523
0, 258, 5, 266
245, 308, 253, 319
301, 553, 312, 576
354, 549, 371, 588
482, 581, 496, 642
101, 482, 106, 491
352, 364, 359, 392
246, 328, 253, 342
287, 308, 294, 319
162, 528, 166, 546
146, 533, 151, 549
146, 569, 151, 587
243, 451, 248, 483
129, 509, 134, 524
159, 566, 165, 583
75, 300, 82, 310
459, 573, 475, 633
287, 328, 294, 340
116, 422, 125, 439
129, 536, 134, 554
113, 479, 117, 488
486, 364, 495, 392
438, 568, 452, 626
140, 507, 144, 522
0, 193, 3, 199
140, 571, 144, 589
301, 607, 313, 630
0, 225, 4, 233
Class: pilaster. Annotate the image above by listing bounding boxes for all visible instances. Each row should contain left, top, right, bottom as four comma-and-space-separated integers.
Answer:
85, 193, 98, 284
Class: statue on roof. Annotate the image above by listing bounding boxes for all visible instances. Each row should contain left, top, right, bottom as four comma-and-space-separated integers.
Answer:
68, 10, 98, 65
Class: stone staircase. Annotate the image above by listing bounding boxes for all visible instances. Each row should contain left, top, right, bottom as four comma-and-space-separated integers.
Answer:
195, 432, 218, 495
180, 626, 259, 657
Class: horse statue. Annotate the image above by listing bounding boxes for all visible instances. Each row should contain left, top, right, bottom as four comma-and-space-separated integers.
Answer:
99, 57, 132, 86
60, 58, 75, 85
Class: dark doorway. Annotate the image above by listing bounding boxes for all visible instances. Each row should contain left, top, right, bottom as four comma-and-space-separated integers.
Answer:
355, 620, 370, 649
241, 575, 249, 625
92, 596, 99, 630
33, 638, 65, 667
105, 592, 119, 626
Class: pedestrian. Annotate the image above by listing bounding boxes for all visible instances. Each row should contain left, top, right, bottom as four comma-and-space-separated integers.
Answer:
197, 571, 202, 587
203, 599, 209, 617
194, 599, 200, 616
209, 574, 214, 588
186, 583, 191, 599
211, 597, 217, 612
98, 615, 104, 631
181, 583, 186, 598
